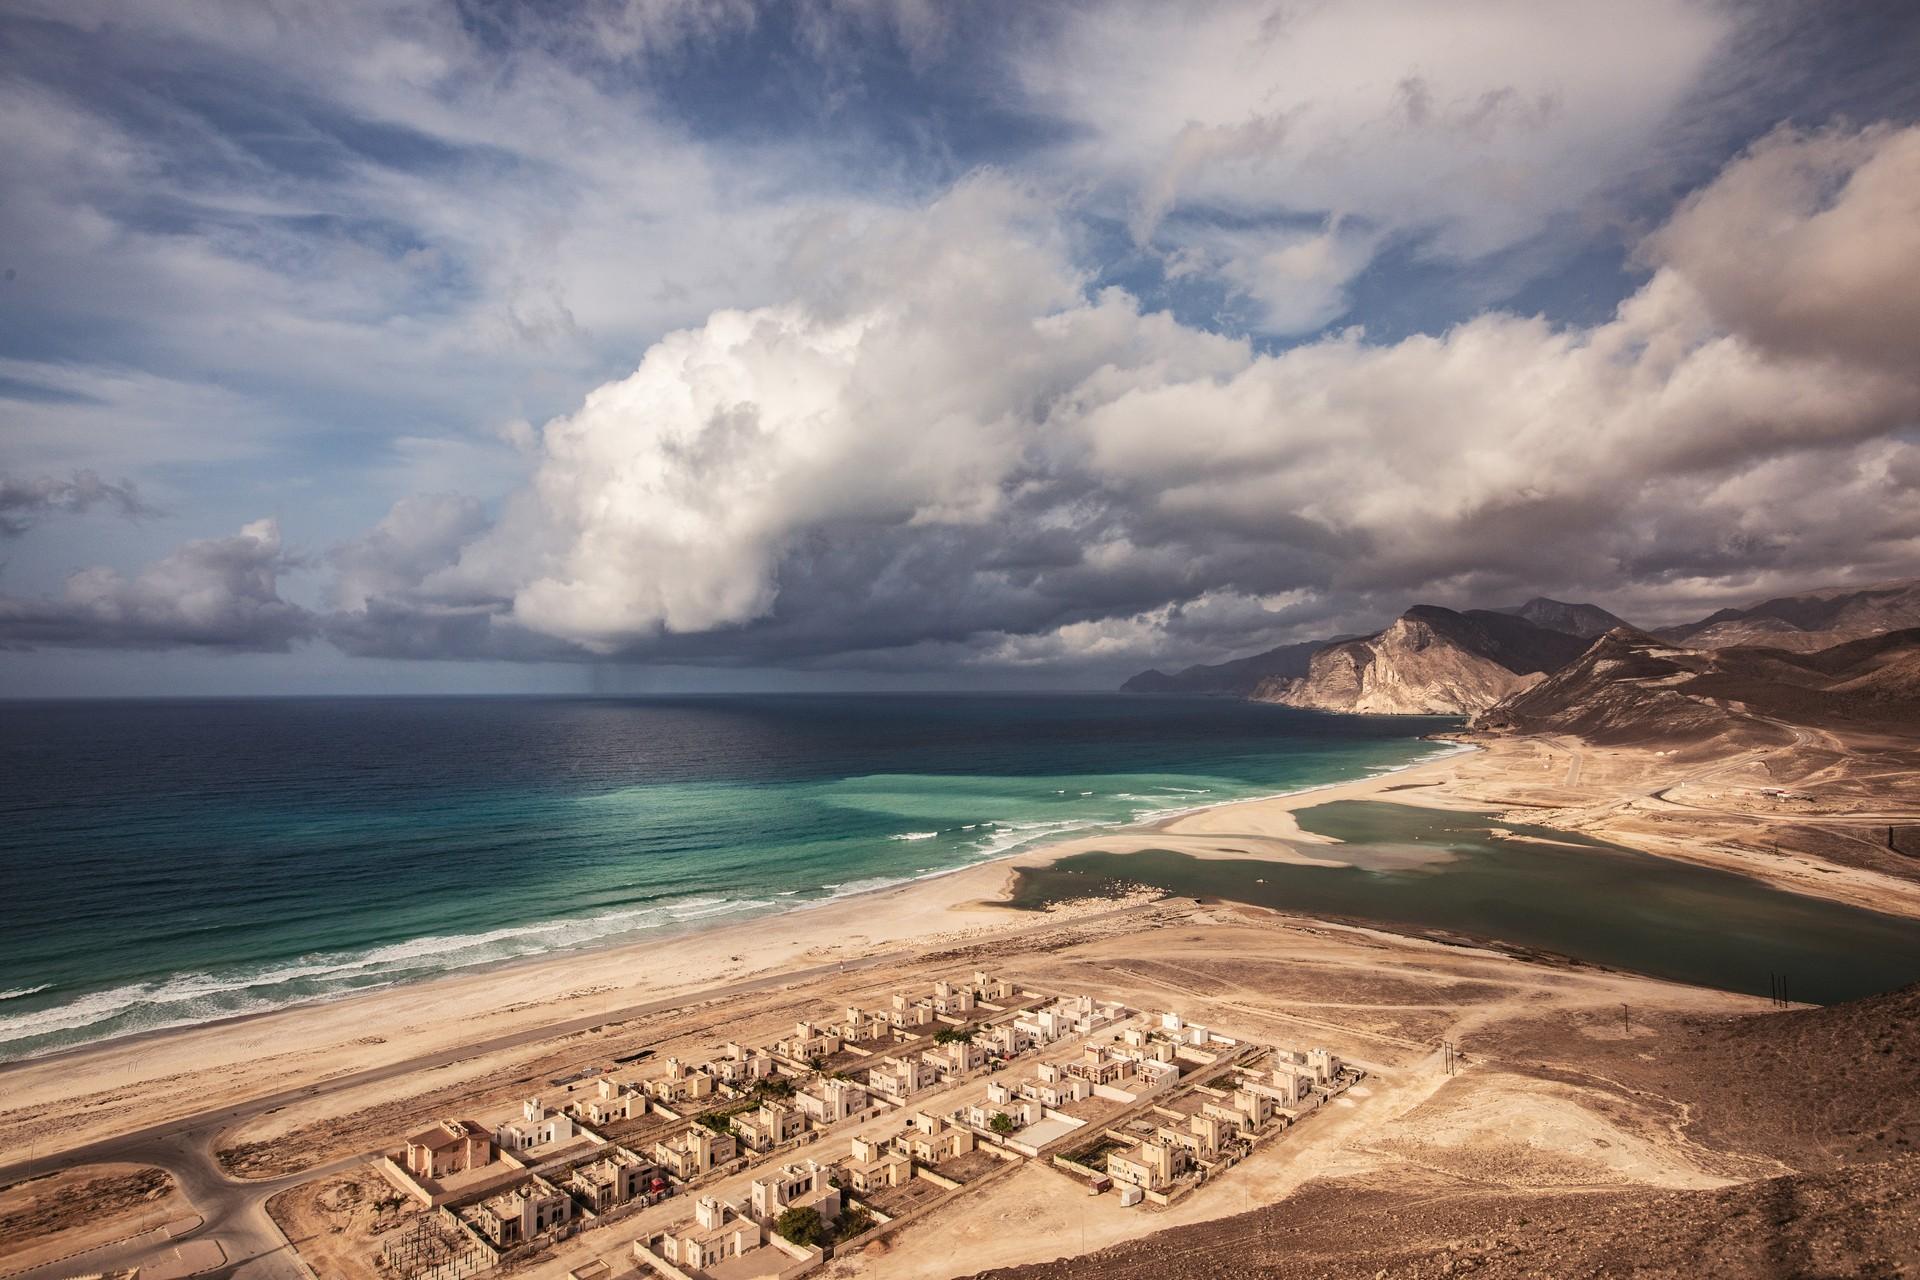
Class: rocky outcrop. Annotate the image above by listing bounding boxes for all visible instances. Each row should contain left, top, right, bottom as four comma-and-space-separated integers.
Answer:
1656, 578, 1920, 651
1472, 626, 1920, 745
1251, 606, 1587, 716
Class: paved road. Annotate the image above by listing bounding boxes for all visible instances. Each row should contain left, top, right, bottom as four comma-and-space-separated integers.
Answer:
1, 902, 1147, 1279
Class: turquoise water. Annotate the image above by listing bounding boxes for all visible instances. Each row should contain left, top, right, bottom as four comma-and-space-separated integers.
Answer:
0, 695, 1451, 1060
1009, 800, 1920, 1004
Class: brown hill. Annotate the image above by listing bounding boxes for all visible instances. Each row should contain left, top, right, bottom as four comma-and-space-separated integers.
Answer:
1472, 626, 1920, 746
966, 984, 1920, 1280
1658, 577, 1920, 651
1494, 596, 1633, 639
1253, 606, 1590, 716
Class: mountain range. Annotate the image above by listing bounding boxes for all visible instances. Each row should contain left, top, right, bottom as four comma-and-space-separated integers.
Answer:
1652, 579, 1920, 651
1119, 579, 1920, 722
1475, 626, 1920, 746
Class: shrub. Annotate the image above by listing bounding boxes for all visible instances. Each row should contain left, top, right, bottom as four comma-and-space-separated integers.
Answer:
775, 1205, 826, 1248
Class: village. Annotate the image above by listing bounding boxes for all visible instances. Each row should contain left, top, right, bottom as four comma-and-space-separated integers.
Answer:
362, 970, 1361, 1280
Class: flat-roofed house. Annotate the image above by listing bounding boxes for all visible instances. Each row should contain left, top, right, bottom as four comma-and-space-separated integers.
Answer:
654, 1126, 739, 1180
648, 1058, 719, 1105
1270, 1061, 1318, 1106
972, 971, 1016, 1001
774, 1021, 842, 1062
796, 1076, 869, 1126
568, 1147, 657, 1212
749, 1159, 841, 1226
888, 993, 936, 1030
831, 1006, 892, 1042
972, 1022, 1033, 1059
652, 1196, 763, 1272
581, 1078, 646, 1125
921, 1038, 986, 1080
930, 980, 975, 1016
892, 1112, 974, 1164
404, 1119, 493, 1179
866, 1054, 929, 1102
496, 1098, 575, 1155
1107, 1140, 1184, 1193
469, 1175, 573, 1248
709, 1043, 776, 1087
734, 1101, 807, 1154
841, 1136, 912, 1193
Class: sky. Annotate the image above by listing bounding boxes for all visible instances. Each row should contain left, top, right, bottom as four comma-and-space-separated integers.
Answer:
1, 0, 1918, 696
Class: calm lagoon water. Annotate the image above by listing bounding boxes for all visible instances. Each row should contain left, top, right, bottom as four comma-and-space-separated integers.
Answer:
0, 694, 1450, 1060
1010, 800, 1920, 1004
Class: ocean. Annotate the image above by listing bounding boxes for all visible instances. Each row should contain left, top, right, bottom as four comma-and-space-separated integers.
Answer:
0, 694, 1450, 1061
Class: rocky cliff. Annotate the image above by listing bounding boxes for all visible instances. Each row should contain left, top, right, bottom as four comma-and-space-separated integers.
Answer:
1472, 626, 1920, 746
1656, 578, 1920, 651
1251, 606, 1589, 716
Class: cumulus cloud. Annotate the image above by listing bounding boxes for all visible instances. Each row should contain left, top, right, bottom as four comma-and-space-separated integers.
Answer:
19, 119, 1920, 675
0, 471, 156, 537
320, 119, 1920, 672
0, 519, 312, 651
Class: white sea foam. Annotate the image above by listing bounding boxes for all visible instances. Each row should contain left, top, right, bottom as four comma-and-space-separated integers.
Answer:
0, 892, 778, 1060
0, 984, 51, 1001
889, 831, 939, 841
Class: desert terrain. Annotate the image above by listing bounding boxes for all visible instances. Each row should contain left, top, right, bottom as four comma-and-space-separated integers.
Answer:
2, 719, 1918, 1280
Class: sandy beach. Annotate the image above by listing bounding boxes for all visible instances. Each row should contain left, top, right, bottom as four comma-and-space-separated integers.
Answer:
5, 723, 1918, 1176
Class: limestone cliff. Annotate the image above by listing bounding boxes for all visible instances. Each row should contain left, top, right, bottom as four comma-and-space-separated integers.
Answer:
1251, 606, 1585, 716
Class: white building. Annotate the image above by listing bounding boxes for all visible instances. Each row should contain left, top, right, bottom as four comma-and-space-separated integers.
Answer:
495, 1098, 575, 1154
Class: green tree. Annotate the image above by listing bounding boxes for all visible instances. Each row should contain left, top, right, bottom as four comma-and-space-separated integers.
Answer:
988, 1112, 1017, 1137
775, 1205, 826, 1247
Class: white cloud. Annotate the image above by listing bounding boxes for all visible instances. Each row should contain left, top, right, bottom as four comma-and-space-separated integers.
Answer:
1021, 0, 1729, 329
0, 519, 311, 650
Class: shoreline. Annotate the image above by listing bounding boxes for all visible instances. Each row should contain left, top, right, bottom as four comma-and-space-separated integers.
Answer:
0, 735, 1470, 1073
7, 724, 1920, 1170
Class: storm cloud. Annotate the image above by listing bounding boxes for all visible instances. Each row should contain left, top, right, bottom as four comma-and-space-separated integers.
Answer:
1, 3, 1917, 686
302, 123, 1920, 673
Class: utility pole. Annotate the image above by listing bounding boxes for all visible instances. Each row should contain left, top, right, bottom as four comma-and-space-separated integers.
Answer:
1621, 1003, 1630, 1034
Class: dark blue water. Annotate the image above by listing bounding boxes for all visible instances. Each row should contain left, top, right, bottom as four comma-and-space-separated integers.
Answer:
0, 695, 1450, 1059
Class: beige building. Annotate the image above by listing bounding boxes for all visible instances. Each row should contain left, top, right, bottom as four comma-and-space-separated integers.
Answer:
888, 993, 937, 1030
649, 1058, 719, 1105
654, 1126, 739, 1180
971, 970, 1016, 1001
749, 1158, 841, 1225
403, 1118, 493, 1179
495, 1098, 575, 1155
734, 1101, 807, 1154
773, 1021, 842, 1062
831, 1006, 892, 1042
568, 1147, 659, 1212
866, 1054, 930, 1101
892, 1111, 974, 1164
1107, 1139, 1185, 1193
652, 1196, 764, 1272
796, 1076, 869, 1125
922, 1038, 987, 1080
708, 1043, 776, 1087
841, 1135, 912, 1193
468, 1175, 573, 1248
